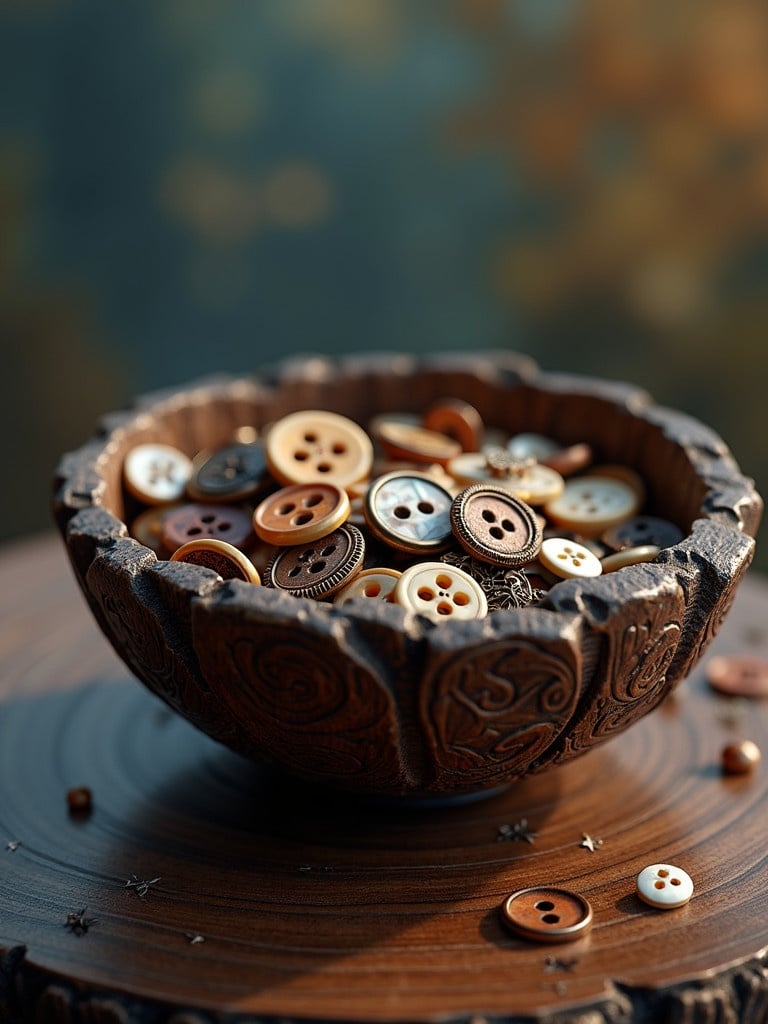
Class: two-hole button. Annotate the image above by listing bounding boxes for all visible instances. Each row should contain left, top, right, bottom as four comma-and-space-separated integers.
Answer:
501, 886, 593, 943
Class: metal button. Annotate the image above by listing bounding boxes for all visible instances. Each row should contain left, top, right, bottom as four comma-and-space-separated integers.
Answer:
253, 483, 350, 546
333, 567, 401, 606
440, 550, 543, 610
394, 561, 488, 622
539, 537, 603, 579
187, 442, 271, 502
602, 515, 684, 551
706, 655, 768, 698
600, 544, 660, 573
422, 398, 484, 452
161, 503, 255, 555
450, 484, 542, 567
544, 475, 640, 536
265, 410, 373, 488
636, 863, 693, 909
123, 443, 193, 505
264, 524, 365, 600
375, 420, 461, 467
364, 471, 454, 554
170, 538, 261, 584
501, 886, 593, 943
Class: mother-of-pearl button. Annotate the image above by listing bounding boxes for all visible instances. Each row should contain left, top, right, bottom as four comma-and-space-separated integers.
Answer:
539, 537, 603, 579
636, 863, 693, 909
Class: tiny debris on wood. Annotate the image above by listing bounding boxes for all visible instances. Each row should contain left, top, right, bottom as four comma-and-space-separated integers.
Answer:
5, 840, 21, 852
186, 933, 205, 945
497, 819, 537, 844
298, 864, 335, 873
579, 833, 603, 853
125, 874, 161, 897
544, 956, 578, 973
64, 908, 96, 935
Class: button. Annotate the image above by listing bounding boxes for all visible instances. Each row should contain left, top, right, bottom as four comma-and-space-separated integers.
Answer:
450, 484, 542, 567
161, 503, 255, 555
265, 410, 373, 488
591, 463, 646, 504
503, 464, 565, 506
602, 515, 684, 551
123, 443, 193, 505
333, 567, 401, 606
375, 420, 461, 467
265, 524, 365, 600
253, 483, 350, 546
422, 398, 484, 452
507, 433, 560, 461
600, 544, 660, 573
130, 502, 183, 553
364, 471, 454, 554
544, 475, 640, 536
636, 863, 693, 909
721, 740, 761, 775
541, 442, 594, 478
706, 656, 768, 698
187, 442, 271, 502
170, 538, 262, 584
394, 561, 488, 622
539, 537, 603, 579
500, 887, 593, 943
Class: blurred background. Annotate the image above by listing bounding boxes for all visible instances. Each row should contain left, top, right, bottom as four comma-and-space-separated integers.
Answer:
1, 0, 766, 566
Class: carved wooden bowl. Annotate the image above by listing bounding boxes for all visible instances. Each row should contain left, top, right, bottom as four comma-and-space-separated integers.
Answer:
53, 353, 762, 798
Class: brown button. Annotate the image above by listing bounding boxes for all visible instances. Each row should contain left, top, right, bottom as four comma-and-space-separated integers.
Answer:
170, 538, 261, 584
541, 442, 594, 478
364, 471, 454, 554
265, 524, 365, 600
187, 442, 271, 502
130, 502, 183, 553
603, 515, 684, 551
707, 656, 768, 698
253, 483, 350, 546
265, 410, 373, 488
422, 398, 484, 452
375, 420, 461, 467
722, 739, 761, 774
501, 887, 593, 943
450, 484, 542, 567
161, 503, 255, 554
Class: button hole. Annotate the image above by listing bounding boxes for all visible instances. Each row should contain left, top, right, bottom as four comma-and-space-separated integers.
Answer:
417, 501, 434, 514
308, 560, 326, 574
655, 881, 666, 889
541, 913, 560, 924
394, 506, 411, 519
534, 901, 555, 911
292, 513, 313, 526
417, 587, 435, 602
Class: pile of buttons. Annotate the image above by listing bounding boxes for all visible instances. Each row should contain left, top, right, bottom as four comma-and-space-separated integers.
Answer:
123, 399, 685, 624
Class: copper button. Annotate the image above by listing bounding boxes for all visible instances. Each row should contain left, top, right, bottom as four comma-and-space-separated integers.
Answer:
706, 656, 768, 698
422, 398, 484, 452
501, 887, 593, 943
450, 484, 542, 567
265, 524, 365, 600
161, 503, 254, 554
170, 538, 261, 584
253, 483, 350, 546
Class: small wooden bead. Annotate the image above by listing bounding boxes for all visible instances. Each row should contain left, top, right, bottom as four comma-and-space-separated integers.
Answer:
67, 786, 93, 814
722, 740, 761, 775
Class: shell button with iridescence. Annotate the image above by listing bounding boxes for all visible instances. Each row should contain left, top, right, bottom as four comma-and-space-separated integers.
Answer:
364, 472, 454, 554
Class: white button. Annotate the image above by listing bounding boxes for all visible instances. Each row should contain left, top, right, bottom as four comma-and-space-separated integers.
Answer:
636, 863, 693, 909
123, 444, 193, 505
544, 475, 640, 536
539, 537, 603, 579
394, 562, 488, 622
333, 568, 401, 606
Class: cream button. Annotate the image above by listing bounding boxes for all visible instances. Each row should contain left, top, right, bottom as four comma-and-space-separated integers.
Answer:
600, 544, 660, 573
636, 863, 693, 909
123, 443, 193, 505
544, 475, 640, 536
504, 463, 565, 506
333, 567, 401, 606
539, 537, 603, 579
394, 562, 487, 622
265, 410, 373, 488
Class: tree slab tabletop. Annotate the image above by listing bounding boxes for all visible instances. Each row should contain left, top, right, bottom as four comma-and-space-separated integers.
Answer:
1, 534, 767, 1023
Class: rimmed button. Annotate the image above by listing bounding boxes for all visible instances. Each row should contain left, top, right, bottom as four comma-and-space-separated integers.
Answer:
364, 471, 454, 554
706, 655, 768, 698
603, 515, 684, 551
123, 443, 193, 505
636, 864, 693, 909
450, 484, 542, 567
187, 442, 271, 502
422, 398, 484, 452
253, 483, 350, 546
170, 539, 261, 584
394, 561, 487, 622
333, 567, 401, 606
501, 887, 593, 943
264, 524, 365, 600
544, 475, 640, 537
539, 537, 603, 579
161, 503, 255, 554
265, 410, 373, 488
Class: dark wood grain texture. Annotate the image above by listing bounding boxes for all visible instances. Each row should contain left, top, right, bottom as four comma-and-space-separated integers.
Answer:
51, 354, 762, 798
1, 534, 768, 1023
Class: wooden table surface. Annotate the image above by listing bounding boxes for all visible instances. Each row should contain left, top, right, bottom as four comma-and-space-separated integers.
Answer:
1, 533, 768, 1024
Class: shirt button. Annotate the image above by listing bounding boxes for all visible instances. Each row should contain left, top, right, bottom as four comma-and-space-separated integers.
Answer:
364, 471, 454, 554
422, 398, 484, 453
265, 410, 373, 488
264, 523, 365, 600
450, 484, 542, 567
253, 483, 350, 546
602, 515, 684, 551
170, 538, 262, 584
501, 886, 593, 943
333, 567, 402, 606
600, 544, 661, 573
393, 561, 488, 622
161, 503, 255, 555
544, 475, 641, 536
636, 864, 693, 909
706, 655, 768, 697
123, 443, 193, 505
539, 537, 603, 579
187, 442, 271, 502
